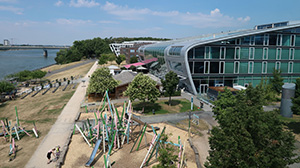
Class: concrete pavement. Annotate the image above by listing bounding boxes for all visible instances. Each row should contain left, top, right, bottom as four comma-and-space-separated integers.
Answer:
25, 61, 98, 168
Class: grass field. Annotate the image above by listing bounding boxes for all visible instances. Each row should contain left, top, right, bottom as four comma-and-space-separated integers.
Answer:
132, 99, 199, 115
0, 61, 94, 168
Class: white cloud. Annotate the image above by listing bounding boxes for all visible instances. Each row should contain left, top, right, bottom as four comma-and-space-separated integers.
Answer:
0, 5, 23, 14
98, 20, 119, 24
238, 16, 251, 22
101, 2, 250, 28
55, 0, 64, 7
0, 0, 18, 3
101, 2, 151, 20
56, 18, 92, 25
69, 0, 99, 8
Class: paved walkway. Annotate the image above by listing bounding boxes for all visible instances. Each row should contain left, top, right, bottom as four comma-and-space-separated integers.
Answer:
25, 61, 98, 168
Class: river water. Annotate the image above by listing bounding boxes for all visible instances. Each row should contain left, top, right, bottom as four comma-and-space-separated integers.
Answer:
0, 49, 59, 80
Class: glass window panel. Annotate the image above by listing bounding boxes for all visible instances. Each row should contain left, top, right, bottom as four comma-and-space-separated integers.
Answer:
225, 62, 234, 73
195, 47, 204, 58
289, 48, 294, 60
248, 61, 254, 74
295, 49, 300, 60
211, 47, 219, 59
249, 47, 255, 59
189, 62, 193, 73
250, 36, 255, 45
254, 62, 262, 74
188, 49, 194, 59
226, 48, 234, 59
288, 62, 293, 73
268, 48, 276, 60
234, 61, 240, 74
282, 35, 290, 46
210, 62, 219, 73
242, 36, 250, 45
240, 62, 248, 74
263, 48, 268, 60
291, 35, 296, 46
294, 63, 300, 73
204, 61, 210, 74
268, 62, 275, 73
264, 34, 269, 45
275, 61, 281, 70
269, 34, 277, 45
219, 61, 225, 74
235, 38, 241, 45
295, 35, 300, 46
235, 47, 240, 59
262, 62, 267, 74
276, 48, 282, 60
281, 48, 289, 60
255, 35, 263, 45
281, 62, 288, 73
220, 47, 226, 59
205, 46, 211, 59
194, 62, 204, 73
277, 34, 282, 46
240, 48, 249, 60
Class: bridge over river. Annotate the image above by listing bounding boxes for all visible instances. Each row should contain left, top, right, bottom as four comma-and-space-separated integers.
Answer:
0, 45, 70, 50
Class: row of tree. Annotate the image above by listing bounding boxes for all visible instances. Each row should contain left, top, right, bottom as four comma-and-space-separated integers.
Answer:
55, 37, 169, 64
5, 70, 47, 82
87, 68, 179, 105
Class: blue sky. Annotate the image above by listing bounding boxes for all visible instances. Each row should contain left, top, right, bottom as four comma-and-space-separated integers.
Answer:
0, 0, 299, 45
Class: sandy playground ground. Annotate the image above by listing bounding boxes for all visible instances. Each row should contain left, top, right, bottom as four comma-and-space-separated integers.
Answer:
62, 112, 198, 168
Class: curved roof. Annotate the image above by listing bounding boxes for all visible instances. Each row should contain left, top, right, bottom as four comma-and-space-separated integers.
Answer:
141, 21, 300, 53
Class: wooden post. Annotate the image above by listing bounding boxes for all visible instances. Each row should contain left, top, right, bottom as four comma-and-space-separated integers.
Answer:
15, 106, 19, 127
180, 141, 186, 168
140, 135, 157, 168
75, 124, 91, 147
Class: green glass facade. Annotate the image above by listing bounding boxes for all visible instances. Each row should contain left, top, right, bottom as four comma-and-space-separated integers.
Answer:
139, 21, 300, 95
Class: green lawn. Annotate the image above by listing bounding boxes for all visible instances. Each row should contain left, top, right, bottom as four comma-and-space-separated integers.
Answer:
132, 99, 199, 115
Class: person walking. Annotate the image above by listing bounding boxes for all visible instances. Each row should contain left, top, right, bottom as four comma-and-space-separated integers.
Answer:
55, 146, 61, 161
46, 148, 55, 164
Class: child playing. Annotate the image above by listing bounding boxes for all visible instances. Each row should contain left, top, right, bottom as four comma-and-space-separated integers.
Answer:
46, 148, 55, 164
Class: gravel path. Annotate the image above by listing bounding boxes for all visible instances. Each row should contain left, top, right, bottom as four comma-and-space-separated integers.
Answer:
25, 60, 98, 168
44, 59, 96, 78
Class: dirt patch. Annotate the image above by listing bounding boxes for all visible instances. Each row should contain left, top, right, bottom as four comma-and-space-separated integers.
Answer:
63, 122, 197, 168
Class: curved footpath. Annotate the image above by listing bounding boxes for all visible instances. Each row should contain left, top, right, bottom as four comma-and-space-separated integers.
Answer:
25, 60, 98, 168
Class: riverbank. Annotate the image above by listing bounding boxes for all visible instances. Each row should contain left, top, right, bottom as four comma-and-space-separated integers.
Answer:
0, 60, 96, 168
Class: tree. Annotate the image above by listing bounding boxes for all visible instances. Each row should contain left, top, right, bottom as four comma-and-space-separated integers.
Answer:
87, 68, 119, 95
0, 81, 15, 97
130, 56, 138, 63
205, 86, 299, 168
153, 133, 178, 168
124, 73, 160, 103
269, 69, 284, 95
161, 71, 179, 106
116, 54, 126, 65
292, 78, 300, 114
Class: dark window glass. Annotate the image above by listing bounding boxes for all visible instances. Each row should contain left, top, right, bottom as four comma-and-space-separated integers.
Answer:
188, 49, 193, 59
255, 35, 264, 45
194, 62, 204, 73
211, 47, 219, 59
210, 62, 219, 73
269, 34, 277, 45
189, 62, 193, 73
195, 47, 204, 58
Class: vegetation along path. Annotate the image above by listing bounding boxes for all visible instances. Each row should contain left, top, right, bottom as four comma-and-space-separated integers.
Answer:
25, 60, 98, 168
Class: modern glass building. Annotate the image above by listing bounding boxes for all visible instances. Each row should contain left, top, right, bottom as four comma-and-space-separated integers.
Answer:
138, 21, 300, 95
